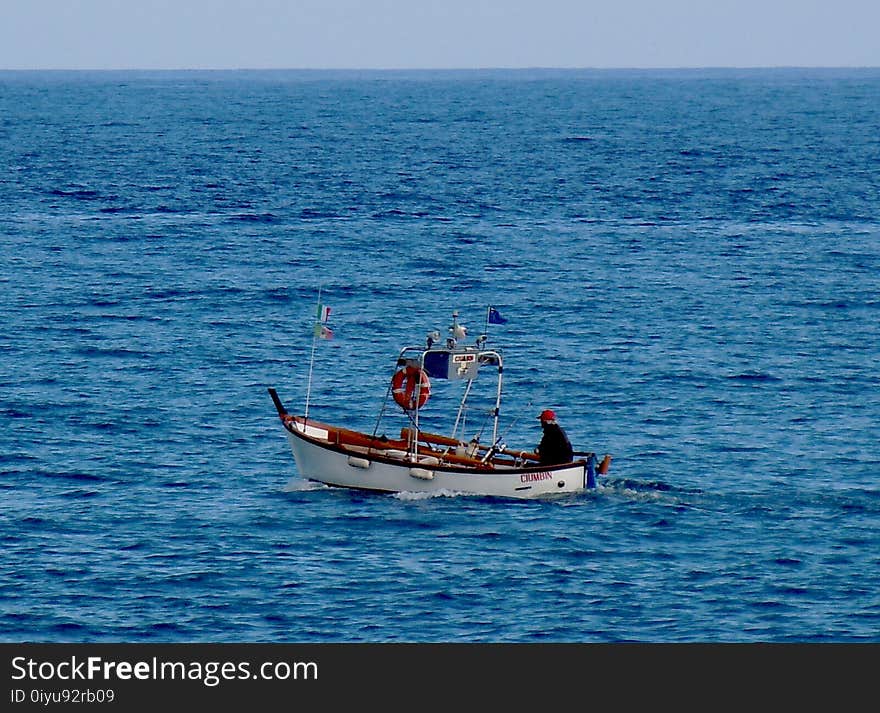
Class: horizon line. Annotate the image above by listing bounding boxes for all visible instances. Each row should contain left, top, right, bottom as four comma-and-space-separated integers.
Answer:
2, 65, 879, 73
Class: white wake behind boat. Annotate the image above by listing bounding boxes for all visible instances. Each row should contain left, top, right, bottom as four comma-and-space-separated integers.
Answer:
269, 309, 610, 499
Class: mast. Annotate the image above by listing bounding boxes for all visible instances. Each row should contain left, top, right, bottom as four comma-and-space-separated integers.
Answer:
303, 286, 321, 420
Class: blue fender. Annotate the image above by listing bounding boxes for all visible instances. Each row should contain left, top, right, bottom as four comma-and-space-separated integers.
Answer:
586, 453, 598, 489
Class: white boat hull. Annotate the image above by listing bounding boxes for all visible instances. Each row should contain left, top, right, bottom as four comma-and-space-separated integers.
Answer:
284, 426, 587, 499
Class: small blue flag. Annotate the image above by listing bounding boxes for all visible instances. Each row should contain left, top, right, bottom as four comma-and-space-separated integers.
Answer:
488, 307, 507, 325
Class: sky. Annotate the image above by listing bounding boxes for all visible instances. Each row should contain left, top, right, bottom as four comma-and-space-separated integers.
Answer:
2, 0, 879, 70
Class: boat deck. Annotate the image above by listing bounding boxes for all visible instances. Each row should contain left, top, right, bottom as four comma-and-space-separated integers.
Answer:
284, 415, 544, 471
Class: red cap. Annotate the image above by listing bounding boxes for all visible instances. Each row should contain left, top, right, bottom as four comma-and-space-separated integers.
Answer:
538, 409, 556, 422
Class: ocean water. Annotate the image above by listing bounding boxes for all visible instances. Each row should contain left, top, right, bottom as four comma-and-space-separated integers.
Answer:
1, 68, 879, 643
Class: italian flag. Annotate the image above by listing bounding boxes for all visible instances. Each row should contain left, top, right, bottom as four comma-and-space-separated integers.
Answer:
316, 304, 331, 322
314, 324, 334, 340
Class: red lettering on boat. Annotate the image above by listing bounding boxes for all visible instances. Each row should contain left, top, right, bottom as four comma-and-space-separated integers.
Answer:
520, 472, 553, 483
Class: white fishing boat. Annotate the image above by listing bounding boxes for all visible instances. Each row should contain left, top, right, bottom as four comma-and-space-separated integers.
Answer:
268, 308, 610, 499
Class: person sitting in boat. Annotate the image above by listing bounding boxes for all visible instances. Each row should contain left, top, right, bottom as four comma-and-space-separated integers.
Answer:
536, 409, 573, 465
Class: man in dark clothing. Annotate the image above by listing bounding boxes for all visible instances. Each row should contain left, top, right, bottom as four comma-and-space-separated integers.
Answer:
536, 409, 573, 465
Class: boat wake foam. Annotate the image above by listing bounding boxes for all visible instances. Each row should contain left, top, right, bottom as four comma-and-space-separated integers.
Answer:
393, 489, 473, 501
281, 478, 328, 493
596, 477, 707, 507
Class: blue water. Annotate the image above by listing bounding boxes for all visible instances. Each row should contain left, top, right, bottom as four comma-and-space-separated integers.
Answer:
2, 69, 879, 642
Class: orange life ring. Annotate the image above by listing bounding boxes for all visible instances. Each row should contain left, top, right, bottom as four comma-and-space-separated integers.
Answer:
391, 366, 431, 410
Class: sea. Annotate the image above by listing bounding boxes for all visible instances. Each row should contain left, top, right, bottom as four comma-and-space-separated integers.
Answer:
1, 68, 878, 644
